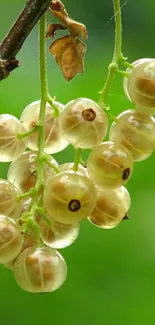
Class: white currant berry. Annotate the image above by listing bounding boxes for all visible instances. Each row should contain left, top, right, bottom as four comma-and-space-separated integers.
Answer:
88, 186, 131, 229
7, 150, 58, 193
38, 217, 80, 249
13, 246, 67, 293
0, 114, 27, 162
0, 215, 23, 263
5, 230, 36, 271
43, 170, 97, 224
124, 59, 155, 114
87, 141, 133, 189
20, 100, 68, 154
109, 109, 155, 161
123, 58, 152, 100
59, 98, 108, 148
45, 162, 88, 181
0, 179, 22, 220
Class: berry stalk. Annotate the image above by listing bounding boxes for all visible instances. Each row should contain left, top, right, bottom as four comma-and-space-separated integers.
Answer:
98, 0, 123, 107
36, 13, 48, 191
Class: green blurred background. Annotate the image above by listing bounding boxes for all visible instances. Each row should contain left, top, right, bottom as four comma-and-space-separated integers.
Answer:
0, 1, 155, 324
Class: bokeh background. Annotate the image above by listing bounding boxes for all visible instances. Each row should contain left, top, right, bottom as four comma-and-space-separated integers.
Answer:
0, 1, 155, 324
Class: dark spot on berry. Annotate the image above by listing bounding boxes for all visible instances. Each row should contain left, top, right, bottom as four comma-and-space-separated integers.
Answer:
122, 168, 130, 180
82, 108, 96, 121
122, 214, 130, 221
68, 199, 81, 212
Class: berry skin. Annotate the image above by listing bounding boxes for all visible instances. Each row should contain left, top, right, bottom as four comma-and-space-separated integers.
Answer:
45, 162, 88, 181
109, 109, 155, 161
0, 215, 23, 263
123, 58, 152, 100
20, 100, 68, 154
43, 170, 97, 224
88, 186, 131, 229
5, 230, 36, 271
0, 114, 27, 162
0, 179, 22, 220
13, 246, 67, 293
59, 98, 108, 148
87, 141, 133, 189
37, 217, 80, 249
7, 150, 58, 193
124, 59, 155, 114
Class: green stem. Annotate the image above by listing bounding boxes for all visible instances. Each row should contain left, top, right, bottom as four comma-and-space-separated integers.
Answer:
36, 13, 48, 191
116, 69, 130, 77
98, 0, 123, 107
73, 148, 82, 171
17, 124, 40, 139
43, 156, 61, 173
47, 94, 60, 117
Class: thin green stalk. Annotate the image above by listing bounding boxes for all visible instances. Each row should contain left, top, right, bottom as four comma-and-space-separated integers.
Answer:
36, 13, 48, 190
18, 14, 49, 236
47, 94, 60, 117
17, 124, 40, 139
98, 0, 123, 107
43, 156, 61, 173
73, 148, 82, 171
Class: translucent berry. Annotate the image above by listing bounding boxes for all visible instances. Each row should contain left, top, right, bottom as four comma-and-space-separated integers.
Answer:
20, 100, 68, 154
87, 141, 133, 189
38, 217, 79, 249
124, 59, 155, 114
0, 179, 22, 220
88, 186, 131, 229
14, 246, 67, 293
7, 150, 58, 193
45, 162, 88, 181
109, 109, 155, 161
43, 170, 97, 224
59, 98, 108, 148
0, 114, 27, 162
5, 230, 36, 271
0, 215, 23, 263
123, 58, 152, 100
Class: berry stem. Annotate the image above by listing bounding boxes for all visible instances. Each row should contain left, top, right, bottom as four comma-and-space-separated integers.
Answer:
17, 124, 40, 139
43, 156, 61, 173
18, 14, 49, 235
36, 13, 48, 191
46, 94, 60, 117
73, 148, 82, 171
98, 0, 124, 107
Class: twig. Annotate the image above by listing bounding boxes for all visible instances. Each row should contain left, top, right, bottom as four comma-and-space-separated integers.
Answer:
0, 0, 52, 81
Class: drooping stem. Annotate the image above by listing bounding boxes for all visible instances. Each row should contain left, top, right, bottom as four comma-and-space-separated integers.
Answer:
35, 13, 48, 190
98, 0, 123, 107
19, 14, 48, 236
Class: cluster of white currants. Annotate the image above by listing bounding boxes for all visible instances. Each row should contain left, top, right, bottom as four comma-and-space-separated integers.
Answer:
0, 58, 155, 293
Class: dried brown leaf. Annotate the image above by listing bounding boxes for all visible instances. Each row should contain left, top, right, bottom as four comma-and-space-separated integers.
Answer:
46, 23, 66, 38
49, 35, 86, 81
49, 0, 87, 40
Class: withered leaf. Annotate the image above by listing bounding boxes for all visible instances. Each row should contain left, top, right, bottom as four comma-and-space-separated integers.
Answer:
46, 23, 66, 38
49, 0, 88, 40
49, 35, 86, 81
